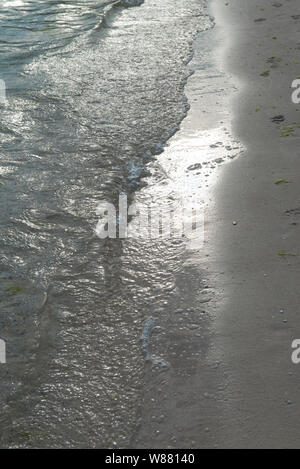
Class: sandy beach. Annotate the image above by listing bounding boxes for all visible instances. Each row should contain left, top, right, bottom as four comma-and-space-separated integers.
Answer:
209, 0, 300, 448
1, 0, 300, 450
135, 0, 300, 449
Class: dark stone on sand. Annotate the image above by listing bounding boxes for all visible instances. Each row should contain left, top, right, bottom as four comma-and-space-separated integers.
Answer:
271, 115, 285, 123
285, 208, 300, 216
187, 163, 202, 171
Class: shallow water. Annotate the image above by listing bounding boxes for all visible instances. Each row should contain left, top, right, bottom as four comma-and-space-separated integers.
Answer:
0, 0, 213, 447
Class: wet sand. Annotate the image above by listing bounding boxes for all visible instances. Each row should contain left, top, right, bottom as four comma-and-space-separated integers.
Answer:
136, 0, 300, 449
208, 0, 300, 448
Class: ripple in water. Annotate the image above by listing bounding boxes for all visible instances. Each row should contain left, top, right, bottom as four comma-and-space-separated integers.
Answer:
0, 0, 213, 448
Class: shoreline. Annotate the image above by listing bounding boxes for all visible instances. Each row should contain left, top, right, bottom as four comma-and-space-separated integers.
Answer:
1, 0, 298, 449
136, 0, 300, 449
134, 0, 240, 448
